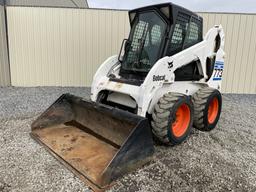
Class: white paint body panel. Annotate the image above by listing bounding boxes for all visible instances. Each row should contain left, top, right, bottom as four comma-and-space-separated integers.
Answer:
91, 26, 225, 117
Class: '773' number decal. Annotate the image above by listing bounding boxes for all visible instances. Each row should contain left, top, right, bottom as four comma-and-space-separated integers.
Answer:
213, 61, 224, 81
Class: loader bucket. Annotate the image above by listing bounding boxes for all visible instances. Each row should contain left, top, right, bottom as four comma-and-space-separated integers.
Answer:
31, 94, 154, 191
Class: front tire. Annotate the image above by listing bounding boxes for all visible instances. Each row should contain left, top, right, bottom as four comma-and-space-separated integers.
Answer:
192, 88, 222, 131
151, 93, 194, 145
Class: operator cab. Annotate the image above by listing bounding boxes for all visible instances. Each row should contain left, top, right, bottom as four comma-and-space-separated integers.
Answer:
111, 3, 203, 85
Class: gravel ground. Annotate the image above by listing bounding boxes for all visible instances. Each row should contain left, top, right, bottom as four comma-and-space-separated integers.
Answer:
0, 87, 256, 192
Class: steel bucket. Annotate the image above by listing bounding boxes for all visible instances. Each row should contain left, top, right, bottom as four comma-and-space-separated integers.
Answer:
31, 94, 154, 191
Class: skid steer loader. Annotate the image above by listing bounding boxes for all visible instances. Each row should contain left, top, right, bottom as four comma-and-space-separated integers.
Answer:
31, 2, 225, 191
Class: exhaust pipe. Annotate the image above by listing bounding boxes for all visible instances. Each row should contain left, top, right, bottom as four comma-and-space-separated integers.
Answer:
31, 94, 154, 191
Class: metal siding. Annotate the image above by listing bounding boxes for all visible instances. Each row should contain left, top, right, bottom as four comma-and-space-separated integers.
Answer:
199, 13, 256, 94
0, 5, 10, 86
247, 16, 256, 93
6, 0, 89, 8
6, 7, 256, 93
7, 7, 129, 86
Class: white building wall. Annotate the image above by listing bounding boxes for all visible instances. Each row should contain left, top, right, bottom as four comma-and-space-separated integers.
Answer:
6, 0, 88, 8
0, 4, 10, 86
6, 7, 256, 93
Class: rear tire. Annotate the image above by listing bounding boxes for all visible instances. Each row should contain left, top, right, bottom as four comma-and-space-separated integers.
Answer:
151, 93, 194, 145
192, 88, 222, 131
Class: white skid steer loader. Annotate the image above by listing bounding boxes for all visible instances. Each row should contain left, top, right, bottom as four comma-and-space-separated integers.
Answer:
31, 3, 225, 191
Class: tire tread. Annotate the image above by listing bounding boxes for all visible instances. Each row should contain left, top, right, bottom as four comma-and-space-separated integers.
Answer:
151, 93, 186, 145
192, 88, 216, 131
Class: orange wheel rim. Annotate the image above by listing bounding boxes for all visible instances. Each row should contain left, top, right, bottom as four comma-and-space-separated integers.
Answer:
208, 97, 219, 124
172, 104, 191, 138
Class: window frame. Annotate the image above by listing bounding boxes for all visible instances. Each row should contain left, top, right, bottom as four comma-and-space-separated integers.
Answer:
167, 11, 191, 56
120, 9, 168, 75
166, 12, 203, 56
183, 16, 203, 49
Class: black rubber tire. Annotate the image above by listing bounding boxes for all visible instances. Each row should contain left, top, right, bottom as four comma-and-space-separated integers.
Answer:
192, 88, 222, 131
151, 92, 194, 145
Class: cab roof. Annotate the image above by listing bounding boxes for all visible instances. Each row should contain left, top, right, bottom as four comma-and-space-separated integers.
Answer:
129, 2, 203, 23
